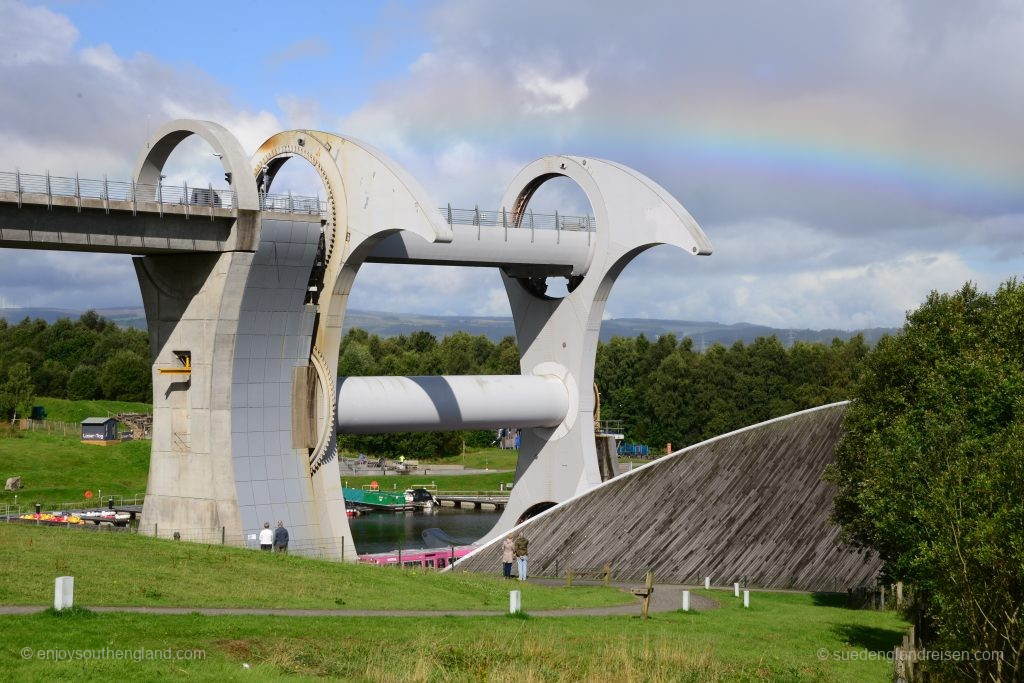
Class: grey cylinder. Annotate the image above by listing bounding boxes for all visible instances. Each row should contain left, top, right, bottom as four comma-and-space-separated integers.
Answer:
336, 375, 569, 433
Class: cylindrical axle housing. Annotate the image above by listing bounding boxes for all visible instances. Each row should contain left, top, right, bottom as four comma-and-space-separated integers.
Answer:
336, 374, 569, 433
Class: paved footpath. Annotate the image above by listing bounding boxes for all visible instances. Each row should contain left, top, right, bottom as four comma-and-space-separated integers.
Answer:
0, 581, 717, 618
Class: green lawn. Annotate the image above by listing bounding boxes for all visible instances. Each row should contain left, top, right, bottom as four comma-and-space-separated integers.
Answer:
0, 590, 908, 681
422, 446, 518, 470
341, 446, 520, 470
34, 397, 152, 424
0, 427, 511, 506
0, 524, 630, 612
0, 430, 150, 508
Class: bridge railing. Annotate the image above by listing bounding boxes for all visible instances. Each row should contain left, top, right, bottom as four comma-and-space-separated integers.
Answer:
444, 206, 594, 231
1, 170, 596, 229
0, 170, 323, 214
434, 491, 511, 499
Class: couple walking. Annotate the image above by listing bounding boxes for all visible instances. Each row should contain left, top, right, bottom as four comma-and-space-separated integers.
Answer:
501, 532, 529, 580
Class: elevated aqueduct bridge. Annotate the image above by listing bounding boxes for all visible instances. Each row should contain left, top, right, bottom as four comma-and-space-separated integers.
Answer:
0, 120, 711, 558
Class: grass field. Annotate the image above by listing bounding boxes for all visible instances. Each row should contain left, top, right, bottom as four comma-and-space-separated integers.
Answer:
0, 430, 149, 508
0, 424, 515, 510
0, 401, 912, 681
0, 590, 908, 681
340, 446, 519, 471
34, 397, 153, 424
0, 524, 630, 612
420, 447, 517, 469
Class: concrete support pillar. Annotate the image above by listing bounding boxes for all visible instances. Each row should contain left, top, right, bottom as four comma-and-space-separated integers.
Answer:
485, 156, 711, 539
135, 251, 250, 544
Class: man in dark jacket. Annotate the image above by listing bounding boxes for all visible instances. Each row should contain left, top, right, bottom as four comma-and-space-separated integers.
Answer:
273, 520, 289, 553
514, 533, 529, 580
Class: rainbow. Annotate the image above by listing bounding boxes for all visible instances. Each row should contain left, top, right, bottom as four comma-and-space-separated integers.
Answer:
404, 115, 1024, 216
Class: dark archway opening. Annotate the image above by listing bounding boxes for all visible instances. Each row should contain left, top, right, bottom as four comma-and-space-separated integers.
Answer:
517, 501, 557, 524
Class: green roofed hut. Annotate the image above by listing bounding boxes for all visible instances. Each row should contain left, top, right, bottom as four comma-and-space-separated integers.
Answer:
81, 417, 119, 445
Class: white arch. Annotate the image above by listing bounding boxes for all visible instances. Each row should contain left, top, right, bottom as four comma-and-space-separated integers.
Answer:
251, 130, 453, 473
487, 155, 713, 538
133, 119, 260, 212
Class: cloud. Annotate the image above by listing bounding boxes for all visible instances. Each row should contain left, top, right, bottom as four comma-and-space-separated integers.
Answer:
517, 70, 589, 113
601, 216, 1009, 329
324, 0, 1024, 328
3, 1, 1024, 333
0, 5, 284, 317
0, 2, 77, 66
0, 250, 138, 309
350, 264, 509, 318
276, 95, 325, 130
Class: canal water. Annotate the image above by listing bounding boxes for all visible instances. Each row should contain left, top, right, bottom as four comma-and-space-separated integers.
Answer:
349, 508, 500, 555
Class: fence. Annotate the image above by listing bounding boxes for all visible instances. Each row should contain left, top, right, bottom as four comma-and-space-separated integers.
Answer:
522, 551, 883, 594
617, 442, 651, 457
15, 419, 80, 437
2, 495, 145, 519
2, 416, 152, 440
0, 170, 596, 230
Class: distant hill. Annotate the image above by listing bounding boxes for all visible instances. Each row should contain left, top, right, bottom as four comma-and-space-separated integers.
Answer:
1, 306, 900, 347
0, 307, 148, 329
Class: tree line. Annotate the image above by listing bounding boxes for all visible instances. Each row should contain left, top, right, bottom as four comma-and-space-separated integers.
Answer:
0, 311, 868, 454
0, 311, 150, 417
312, 327, 869, 456
829, 280, 1023, 680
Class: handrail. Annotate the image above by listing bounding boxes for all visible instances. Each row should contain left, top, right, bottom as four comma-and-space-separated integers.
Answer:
0, 170, 595, 230
433, 491, 511, 498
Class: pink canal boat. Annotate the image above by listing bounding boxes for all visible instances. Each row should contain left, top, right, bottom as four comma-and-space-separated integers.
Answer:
358, 545, 477, 569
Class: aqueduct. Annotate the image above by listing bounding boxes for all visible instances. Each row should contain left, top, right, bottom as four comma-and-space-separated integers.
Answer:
0, 119, 712, 557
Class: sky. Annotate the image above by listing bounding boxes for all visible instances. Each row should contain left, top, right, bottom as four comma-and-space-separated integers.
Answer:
1, 0, 1023, 330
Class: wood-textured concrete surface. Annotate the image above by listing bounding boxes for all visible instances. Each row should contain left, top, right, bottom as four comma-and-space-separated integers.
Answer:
456, 403, 881, 592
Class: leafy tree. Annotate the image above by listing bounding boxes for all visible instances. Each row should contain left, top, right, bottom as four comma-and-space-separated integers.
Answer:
0, 362, 35, 420
67, 365, 100, 401
98, 350, 150, 402
34, 359, 70, 398
828, 281, 1023, 680
338, 341, 376, 377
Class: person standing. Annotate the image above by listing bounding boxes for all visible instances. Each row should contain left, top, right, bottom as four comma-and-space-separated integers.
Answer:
500, 534, 516, 579
514, 532, 529, 580
258, 522, 273, 551
273, 520, 289, 553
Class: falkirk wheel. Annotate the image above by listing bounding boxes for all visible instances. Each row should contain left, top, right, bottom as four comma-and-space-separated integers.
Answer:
134, 119, 712, 558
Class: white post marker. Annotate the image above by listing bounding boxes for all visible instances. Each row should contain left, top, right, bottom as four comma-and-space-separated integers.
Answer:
682, 590, 690, 612
743, 590, 750, 608
54, 576, 74, 610
734, 582, 740, 597
704, 576, 710, 590
509, 590, 522, 614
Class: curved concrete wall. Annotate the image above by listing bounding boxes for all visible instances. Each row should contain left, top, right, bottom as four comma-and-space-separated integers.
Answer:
455, 402, 881, 592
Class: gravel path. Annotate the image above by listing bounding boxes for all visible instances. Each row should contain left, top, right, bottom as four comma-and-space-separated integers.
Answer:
0, 581, 718, 618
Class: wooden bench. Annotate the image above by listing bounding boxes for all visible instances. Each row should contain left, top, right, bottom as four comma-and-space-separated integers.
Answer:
631, 571, 655, 618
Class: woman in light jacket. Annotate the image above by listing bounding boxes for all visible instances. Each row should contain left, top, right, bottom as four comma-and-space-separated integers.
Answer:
500, 535, 516, 579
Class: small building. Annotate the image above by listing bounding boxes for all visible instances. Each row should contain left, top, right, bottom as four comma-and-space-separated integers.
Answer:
81, 417, 119, 443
